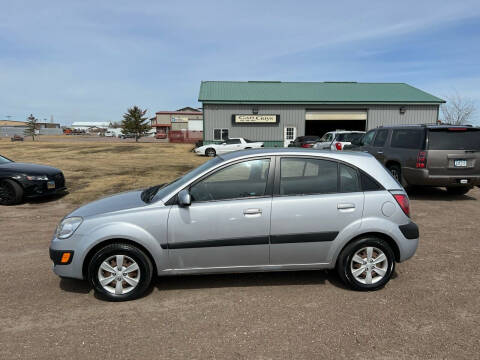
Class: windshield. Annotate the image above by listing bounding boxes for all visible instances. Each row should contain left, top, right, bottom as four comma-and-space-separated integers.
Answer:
0, 155, 12, 164
336, 133, 364, 142
148, 156, 224, 203
428, 128, 480, 150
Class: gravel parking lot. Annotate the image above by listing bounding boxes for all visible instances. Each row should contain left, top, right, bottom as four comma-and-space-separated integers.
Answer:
1, 187, 479, 359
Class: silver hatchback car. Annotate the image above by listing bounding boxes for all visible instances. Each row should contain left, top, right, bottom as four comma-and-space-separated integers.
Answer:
50, 149, 419, 301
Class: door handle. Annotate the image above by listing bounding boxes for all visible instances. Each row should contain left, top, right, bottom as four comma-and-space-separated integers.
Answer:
243, 208, 262, 215
337, 203, 355, 210
377, 151, 383, 154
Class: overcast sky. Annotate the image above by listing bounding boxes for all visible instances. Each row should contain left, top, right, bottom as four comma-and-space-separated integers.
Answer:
1, 0, 479, 125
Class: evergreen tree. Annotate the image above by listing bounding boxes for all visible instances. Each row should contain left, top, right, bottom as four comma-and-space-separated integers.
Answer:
24, 114, 37, 141
121, 106, 151, 142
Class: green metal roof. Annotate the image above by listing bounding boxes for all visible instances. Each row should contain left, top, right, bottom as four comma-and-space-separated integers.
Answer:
198, 81, 445, 104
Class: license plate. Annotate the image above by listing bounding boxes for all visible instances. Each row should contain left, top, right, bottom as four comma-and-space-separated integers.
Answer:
454, 160, 467, 167
47, 181, 55, 189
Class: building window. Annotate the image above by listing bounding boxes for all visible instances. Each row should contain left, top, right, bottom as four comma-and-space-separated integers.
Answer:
213, 128, 229, 141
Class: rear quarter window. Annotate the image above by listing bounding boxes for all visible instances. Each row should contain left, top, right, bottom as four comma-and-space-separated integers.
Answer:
390, 129, 425, 149
427, 129, 480, 150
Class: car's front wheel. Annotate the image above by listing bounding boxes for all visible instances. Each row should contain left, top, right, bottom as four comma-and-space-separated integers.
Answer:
0, 179, 24, 205
88, 243, 153, 301
336, 237, 395, 291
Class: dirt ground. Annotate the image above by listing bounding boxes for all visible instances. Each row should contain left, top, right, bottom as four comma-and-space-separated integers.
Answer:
0, 140, 479, 359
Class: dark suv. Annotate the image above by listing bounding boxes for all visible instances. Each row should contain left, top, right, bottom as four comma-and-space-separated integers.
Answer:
348, 125, 480, 195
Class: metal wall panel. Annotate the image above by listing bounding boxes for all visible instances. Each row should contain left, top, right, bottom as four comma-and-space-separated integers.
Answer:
204, 104, 305, 141
203, 104, 439, 140
367, 105, 438, 129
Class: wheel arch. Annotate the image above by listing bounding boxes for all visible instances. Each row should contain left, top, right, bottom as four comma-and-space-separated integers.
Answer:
82, 238, 158, 279
335, 231, 401, 266
385, 160, 401, 170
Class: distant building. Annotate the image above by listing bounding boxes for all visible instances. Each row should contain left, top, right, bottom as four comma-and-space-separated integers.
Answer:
150, 107, 203, 138
0, 119, 61, 137
71, 122, 111, 131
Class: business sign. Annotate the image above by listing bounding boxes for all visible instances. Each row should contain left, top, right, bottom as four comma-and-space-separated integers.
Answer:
232, 115, 280, 124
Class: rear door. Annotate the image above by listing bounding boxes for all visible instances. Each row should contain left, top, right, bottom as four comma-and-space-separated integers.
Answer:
426, 127, 480, 179
269, 156, 363, 265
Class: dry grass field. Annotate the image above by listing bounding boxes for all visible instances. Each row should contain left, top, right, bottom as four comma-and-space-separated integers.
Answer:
0, 137, 208, 204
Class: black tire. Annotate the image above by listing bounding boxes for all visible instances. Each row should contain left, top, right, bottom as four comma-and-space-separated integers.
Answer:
446, 186, 471, 196
88, 243, 153, 301
387, 163, 409, 188
0, 179, 24, 205
205, 148, 216, 157
336, 237, 395, 291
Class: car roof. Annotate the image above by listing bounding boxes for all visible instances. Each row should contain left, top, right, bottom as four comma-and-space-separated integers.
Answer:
378, 124, 478, 129
219, 147, 373, 161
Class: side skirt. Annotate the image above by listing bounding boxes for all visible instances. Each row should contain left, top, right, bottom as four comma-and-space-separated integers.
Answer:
157, 262, 332, 276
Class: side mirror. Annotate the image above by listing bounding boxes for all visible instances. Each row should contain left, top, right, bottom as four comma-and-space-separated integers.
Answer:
178, 189, 191, 207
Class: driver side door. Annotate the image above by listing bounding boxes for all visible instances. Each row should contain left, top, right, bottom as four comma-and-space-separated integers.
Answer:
166, 157, 274, 270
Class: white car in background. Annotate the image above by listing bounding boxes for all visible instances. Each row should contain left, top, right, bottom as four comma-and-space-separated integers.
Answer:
313, 130, 364, 150
195, 138, 264, 157
330, 131, 365, 151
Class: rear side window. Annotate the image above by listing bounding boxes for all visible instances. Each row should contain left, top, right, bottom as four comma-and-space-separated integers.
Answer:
373, 129, 388, 147
360, 172, 383, 191
391, 129, 424, 149
428, 129, 480, 150
280, 158, 338, 195
336, 133, 364, 142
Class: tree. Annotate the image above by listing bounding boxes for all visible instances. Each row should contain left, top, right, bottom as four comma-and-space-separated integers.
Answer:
121, 106, 151, 142
24, 114, 37, 141
440, 93, 477, 125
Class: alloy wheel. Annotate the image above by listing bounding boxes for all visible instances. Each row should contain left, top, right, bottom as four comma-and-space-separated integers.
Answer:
97, 255, 141, 295
350, 247, 388, 285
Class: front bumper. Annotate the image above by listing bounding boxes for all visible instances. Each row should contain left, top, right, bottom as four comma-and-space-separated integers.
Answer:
403, 168, 480, 187
49, 234, 86, 280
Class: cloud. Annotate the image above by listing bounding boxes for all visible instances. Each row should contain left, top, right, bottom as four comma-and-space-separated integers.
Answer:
0, 1, 479, 124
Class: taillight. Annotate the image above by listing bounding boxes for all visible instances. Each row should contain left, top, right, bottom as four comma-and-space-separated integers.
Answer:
302, 143, 313, 148
416, 151, 426, 168
335, 142, 342, 150
393, 193, 410, 217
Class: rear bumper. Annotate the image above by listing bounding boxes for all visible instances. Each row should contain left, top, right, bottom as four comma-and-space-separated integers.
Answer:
403, 168, 480, 187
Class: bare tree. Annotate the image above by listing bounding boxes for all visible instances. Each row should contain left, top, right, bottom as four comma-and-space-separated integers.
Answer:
441, 93, 477, 125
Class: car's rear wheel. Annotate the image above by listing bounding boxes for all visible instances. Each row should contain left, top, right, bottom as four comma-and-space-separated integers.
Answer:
446, 186, 471, 196
336, 237, 395, 291
205, 148, 216, 157
88, 243, 153, 301
0, 179, 24, 205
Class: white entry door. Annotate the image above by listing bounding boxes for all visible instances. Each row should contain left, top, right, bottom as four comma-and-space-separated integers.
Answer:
284, 126, 296, 147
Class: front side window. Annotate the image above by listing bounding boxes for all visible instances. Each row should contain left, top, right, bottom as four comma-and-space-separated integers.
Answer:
373, 129, 389, 147
213, 128, 229, 141
362, 130, 376, 145
280, 158, 338, 195
391, 129, 424, 149
190, 159, 270, 202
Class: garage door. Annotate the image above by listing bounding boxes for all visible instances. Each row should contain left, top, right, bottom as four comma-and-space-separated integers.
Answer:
188, 120, 203, 131
305, 110, 367, 120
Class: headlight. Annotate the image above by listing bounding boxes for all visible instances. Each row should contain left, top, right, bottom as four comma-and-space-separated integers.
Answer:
56, 217, 83, 239
26, 175, 49, 181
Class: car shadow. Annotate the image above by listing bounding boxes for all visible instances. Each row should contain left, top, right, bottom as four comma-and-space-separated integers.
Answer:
58, 269, 401, 297
155, 270, 350, 291
407, 187, 476, 201
25, 190, 69, 204
59, 277, 91, 294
